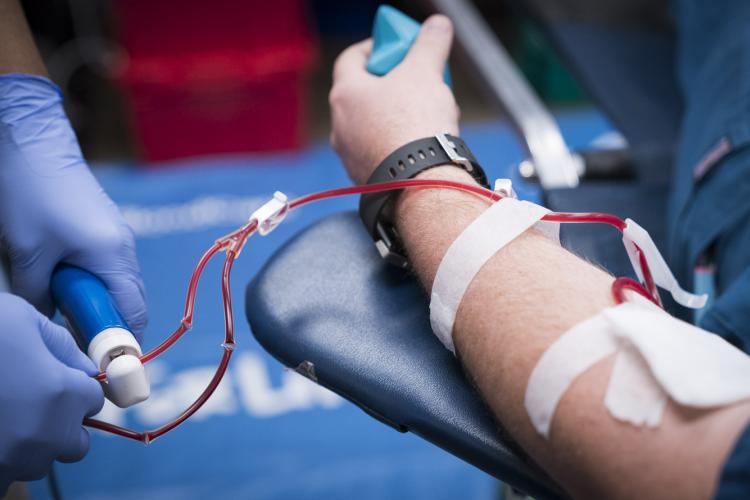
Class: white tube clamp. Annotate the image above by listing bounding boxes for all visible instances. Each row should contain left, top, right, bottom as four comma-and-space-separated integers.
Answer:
251, 191, 289, 236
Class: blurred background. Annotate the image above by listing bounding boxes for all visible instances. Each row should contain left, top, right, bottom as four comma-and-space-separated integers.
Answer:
20, 0, 588, 164
8, 1, 621, 499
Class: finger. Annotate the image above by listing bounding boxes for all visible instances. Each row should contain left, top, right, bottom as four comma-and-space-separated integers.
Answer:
57, 428, 90, 464
401, 15, 454, 75
100, 271, 148, 343
38, 314, 98, 376
73, 368, 105, 418
333, 39, 374, 83
66, 221, 149, 341
57, 370, 102, 463
14, 456, 54, 482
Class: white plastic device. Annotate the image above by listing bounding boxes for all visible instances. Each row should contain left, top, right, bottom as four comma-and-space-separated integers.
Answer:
88, 327, 150, 408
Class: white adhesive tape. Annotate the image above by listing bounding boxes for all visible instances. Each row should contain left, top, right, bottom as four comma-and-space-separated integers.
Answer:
604, 302, 750, 406
622, 218, 707, 309
430, 198, 559, 353
525, 299, 750, 439
524, 312, 618, 437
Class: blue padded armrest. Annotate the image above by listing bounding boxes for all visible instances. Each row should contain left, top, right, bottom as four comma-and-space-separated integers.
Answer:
246, 212, 565, 500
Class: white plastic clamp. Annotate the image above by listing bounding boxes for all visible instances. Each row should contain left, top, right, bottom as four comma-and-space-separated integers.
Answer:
251, 191, 289, 236
493, 178, 517, 198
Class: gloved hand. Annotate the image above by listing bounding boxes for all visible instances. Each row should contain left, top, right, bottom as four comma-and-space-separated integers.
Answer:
0, 293, 104, 494
0, 74, 147, 339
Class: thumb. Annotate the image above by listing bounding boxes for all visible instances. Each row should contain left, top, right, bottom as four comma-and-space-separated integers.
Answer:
402, 15, 454, 75
38, 315, 99, 376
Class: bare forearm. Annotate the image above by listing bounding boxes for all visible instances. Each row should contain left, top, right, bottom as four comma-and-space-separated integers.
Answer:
394, 167, 614, 336
328, 13, 750, 498
0, 0, 47, 76
394, 167, 750, 499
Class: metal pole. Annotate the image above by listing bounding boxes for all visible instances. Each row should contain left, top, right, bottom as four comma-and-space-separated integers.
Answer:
424, 0, 580, 188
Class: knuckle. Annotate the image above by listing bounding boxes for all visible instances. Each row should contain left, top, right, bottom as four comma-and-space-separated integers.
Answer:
90, 226, 129, 254
8, 240, 45, 273
328, 86, 345, 107
329, 81, 362, 108
10, 236, 40, 259
332, 46, 354, 73
44, 375, 69, 405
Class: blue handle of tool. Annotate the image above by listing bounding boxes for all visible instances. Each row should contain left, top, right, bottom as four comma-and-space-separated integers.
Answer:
367, 4, 451, 85
51, 264, 129, 348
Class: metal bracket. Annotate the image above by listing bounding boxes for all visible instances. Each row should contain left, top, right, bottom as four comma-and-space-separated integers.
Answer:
424, 0, 580, 189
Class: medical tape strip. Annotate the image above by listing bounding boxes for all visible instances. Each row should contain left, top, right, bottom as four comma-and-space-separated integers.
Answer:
622, 218, 707, 309
525, 299, 750, 439
430, 198, 559, 353
524, 312, 619, 438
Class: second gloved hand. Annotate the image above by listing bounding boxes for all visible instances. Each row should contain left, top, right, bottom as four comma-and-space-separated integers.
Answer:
0, 293, 104, 495
0, 74, 147, 339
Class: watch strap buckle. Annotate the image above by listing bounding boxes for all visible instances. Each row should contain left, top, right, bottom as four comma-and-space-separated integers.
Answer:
374, 221, 409, 269
359, 134, 488, 269
435, 133, 473, 173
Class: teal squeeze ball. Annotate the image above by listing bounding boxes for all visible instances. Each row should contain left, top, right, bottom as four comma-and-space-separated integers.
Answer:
367, 5, 452, 86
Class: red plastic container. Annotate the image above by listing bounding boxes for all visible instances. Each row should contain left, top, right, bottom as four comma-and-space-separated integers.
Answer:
113, 0, 318, 163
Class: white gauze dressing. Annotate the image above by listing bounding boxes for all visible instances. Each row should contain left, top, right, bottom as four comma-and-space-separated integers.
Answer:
427, 190, 735, 438
525, 298, 750, 438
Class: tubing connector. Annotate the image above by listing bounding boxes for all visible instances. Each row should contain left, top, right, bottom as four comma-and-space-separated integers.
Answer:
250, 191, 289, 236
493, 178, 517, 198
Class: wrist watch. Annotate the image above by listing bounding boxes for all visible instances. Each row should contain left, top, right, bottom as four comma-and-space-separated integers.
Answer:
359, 133, 489, 268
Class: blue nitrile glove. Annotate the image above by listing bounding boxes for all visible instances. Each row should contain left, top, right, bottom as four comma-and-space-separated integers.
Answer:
0, 293, 104, 494
0, 74, 147, 339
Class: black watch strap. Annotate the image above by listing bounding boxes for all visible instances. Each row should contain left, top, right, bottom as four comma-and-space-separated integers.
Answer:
359, 134, 489, 268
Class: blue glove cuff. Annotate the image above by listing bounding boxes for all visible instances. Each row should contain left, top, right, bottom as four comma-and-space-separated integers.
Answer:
0, 73, 82, 174
0, 73, 66, 134
0, 73, 63, 101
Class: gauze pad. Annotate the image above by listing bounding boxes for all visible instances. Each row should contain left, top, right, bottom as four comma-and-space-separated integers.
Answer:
430, 197, 559, 353
525, 298, 750, 438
